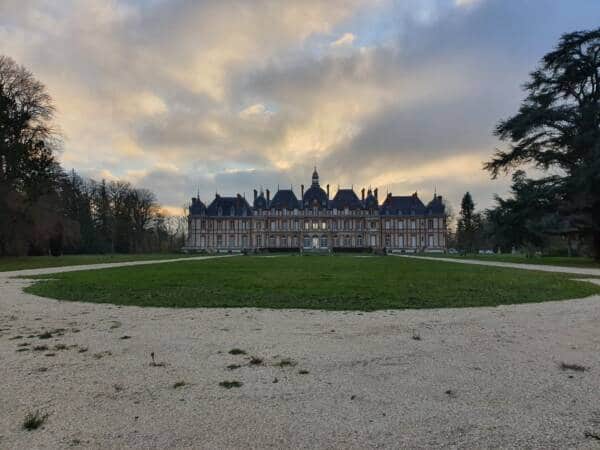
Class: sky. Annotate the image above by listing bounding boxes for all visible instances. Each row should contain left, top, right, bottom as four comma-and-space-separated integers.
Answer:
1, 0, 599, 215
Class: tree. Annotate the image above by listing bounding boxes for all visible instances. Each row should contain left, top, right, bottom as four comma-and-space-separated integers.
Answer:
485, 171, 561, 255
485, 28, 600, 260
456, 192, 482, 254
0, 55, 59, 197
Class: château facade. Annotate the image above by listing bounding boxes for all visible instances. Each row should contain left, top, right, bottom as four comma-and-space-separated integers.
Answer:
184, 169, 447, 252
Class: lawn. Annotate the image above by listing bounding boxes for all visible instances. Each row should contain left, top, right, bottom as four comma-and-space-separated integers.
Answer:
418, 253, 600, 269
24, 255, 600, 310
0, 253, 195, 272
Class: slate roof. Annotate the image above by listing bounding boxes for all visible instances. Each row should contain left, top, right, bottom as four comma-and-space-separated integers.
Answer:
380, 193, 426, 215
364, 190, 378, 210
189, 198, 206, 215
254, 192, 268, 209
426, 195, 445, 215
303, 185, 328, 208
331, 189, 362, 210
270, 189, 300, 210
206, 194, 252, 216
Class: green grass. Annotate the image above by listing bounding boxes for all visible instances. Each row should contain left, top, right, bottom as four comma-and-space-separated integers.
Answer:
0, 253, 196, 272
24, 255, 600, 310
418, 253, 600, 269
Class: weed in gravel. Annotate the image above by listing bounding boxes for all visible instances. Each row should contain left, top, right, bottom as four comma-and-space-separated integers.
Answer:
150, 352, 165, 367
560, 362, 587, 372
173, 381, 187, 388
298, 369, 310, 374
275, 358, 297, 368
219, 380, 243, 389
229, 348, 246, 355
22, 410, 48, 430
33, 345, 48, 351
249, 356, 263, 365
227, 364, 241, 370
54, 344, 68, 351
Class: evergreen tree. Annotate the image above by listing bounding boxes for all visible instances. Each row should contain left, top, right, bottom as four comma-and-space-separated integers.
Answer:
485, 28, 600, 260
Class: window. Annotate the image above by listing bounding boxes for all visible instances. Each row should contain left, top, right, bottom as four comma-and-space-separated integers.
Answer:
269, 235, 276, 247
230, 220, 235, 230
385, 220, 391, 230
229, 235, 235, 246
281, 236, 288, 247
242, 235, 248, 247
370, 221, 377, 229
320, 236, 328, 248
217, 235, 223, 246
303, 236, 311, 248
201, 220, 206, 230
312, 221, 319, 230
217, 221, 222, 231
428, 219, 434, 229
321, 221, 327, 230
357, 235, 363, 246
385, 234, 391, 246
257, 235, 262, 247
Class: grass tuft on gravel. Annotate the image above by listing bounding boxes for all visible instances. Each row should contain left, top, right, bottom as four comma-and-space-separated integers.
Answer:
24, 256, 600, 311
22, 410, 48, 430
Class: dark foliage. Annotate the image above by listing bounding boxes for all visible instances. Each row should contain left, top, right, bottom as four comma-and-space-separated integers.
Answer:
485, 28, 600, 259
0, 55, 186, 256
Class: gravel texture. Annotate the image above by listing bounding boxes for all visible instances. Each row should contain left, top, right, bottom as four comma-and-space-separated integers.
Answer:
1, 257, 600, 449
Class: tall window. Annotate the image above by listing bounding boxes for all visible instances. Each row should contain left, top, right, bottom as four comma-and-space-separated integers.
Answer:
217, 235, 223, 246
320, 236, 328, 248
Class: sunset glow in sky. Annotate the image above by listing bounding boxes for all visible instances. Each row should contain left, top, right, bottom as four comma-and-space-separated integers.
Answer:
2, 0, 599, 214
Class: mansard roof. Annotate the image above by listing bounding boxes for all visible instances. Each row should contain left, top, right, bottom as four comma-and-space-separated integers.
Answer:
364, 189, 378, 210
206, 194, 252, 216
380, 193, 426, 215
426, 195, 446, 215
189, 197, 206, 215
254, 191, 268, 210
270, 189, 300, 210
303, 185, 328, 208
331, 189, 362, 210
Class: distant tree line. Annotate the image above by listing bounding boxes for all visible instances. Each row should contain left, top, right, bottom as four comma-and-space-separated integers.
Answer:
0, 55, 186, 256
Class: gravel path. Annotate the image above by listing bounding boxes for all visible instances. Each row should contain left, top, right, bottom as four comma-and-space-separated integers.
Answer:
1, 256, 600, 449
394, 254, 600, 277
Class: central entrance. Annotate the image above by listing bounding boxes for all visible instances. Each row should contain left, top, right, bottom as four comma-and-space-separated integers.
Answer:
312, 236, 319, 248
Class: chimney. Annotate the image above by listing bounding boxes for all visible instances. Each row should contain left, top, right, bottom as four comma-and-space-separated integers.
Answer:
266, 189, 270, 203
361, 188, 365, 201
387, 192, 392, 199
253, 189, 257, 202
301, 184, 304, 198
374, 188, 378, 201
326, 184, 330, 199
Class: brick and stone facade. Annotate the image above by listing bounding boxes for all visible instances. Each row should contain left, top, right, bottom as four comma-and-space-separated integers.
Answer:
184, 168, 447, 253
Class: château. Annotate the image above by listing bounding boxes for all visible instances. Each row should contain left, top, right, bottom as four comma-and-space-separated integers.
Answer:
185, 168, 447, 252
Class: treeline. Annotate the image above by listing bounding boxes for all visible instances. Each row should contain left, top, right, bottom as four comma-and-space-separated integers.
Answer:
0, 55, 185, 256
453, 183, 590, 257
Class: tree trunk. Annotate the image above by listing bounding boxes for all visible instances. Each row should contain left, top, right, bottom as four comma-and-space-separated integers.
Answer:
594, 229, 600, 261
593, 201, 600, 261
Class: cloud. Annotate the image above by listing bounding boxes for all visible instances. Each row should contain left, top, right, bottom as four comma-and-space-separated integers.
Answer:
1, 0, 599, 215
331, 32, 356, 47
